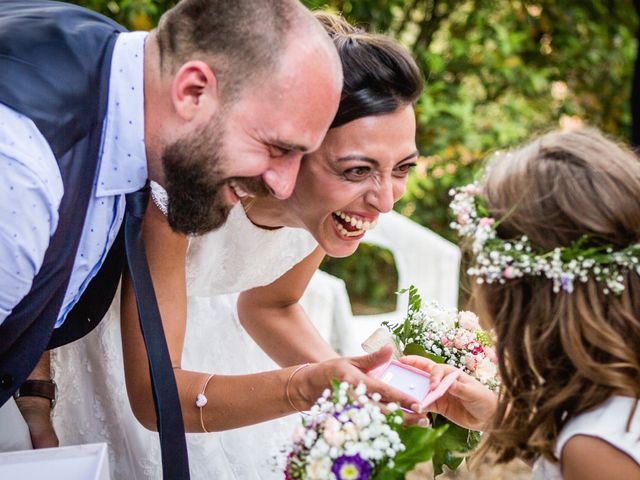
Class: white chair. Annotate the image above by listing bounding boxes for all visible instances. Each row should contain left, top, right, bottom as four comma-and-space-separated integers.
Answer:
303, 211, 461, 356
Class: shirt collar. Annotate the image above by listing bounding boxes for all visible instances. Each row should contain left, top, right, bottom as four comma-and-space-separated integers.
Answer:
96, 31, 148, 197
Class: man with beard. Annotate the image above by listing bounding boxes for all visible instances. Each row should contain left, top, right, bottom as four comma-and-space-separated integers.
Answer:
0, 0, 341, 476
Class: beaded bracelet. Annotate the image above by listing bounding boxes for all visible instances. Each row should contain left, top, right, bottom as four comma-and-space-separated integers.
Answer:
285, 363, 310, 415
196, 374, 215, 433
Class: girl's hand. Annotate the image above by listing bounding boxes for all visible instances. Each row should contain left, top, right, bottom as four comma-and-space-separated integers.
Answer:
400, 355, 498, 431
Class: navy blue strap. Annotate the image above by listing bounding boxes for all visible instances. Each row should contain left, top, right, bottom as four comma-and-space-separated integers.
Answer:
124, 184, 190, 479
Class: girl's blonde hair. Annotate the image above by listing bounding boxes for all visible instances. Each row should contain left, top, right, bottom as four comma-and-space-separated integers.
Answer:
472, 128, 640, 463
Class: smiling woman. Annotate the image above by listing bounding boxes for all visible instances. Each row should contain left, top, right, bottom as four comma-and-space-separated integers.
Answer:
282, 104, 418, 257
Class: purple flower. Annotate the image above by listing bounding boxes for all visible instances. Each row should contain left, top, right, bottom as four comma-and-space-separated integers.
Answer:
333, 404, 359, 422
560, 275, 574, 293
331, 454, 371, 480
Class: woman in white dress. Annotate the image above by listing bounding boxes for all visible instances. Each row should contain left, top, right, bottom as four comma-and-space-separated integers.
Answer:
51, 13, 425, 479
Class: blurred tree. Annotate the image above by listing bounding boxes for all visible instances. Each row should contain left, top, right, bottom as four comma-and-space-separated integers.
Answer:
303, 0, 637, 237
70, 0, 174, 30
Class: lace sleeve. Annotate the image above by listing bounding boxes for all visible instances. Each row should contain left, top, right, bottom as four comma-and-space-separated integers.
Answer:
150, 180, 168, 216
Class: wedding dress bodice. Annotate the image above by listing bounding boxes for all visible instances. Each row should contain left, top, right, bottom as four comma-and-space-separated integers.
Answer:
51, 184, 318, 479
186, 203, 317, 295
149, 180, 318, 294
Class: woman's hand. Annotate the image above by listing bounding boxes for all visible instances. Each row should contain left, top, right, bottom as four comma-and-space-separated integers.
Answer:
292, 346, 423, 415
400, 355, 498, 431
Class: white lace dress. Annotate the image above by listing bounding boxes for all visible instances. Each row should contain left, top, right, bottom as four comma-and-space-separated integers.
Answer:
51, 200, 318, 479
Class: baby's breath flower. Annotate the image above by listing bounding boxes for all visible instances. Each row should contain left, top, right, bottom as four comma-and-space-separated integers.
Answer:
450, 183, 640, 295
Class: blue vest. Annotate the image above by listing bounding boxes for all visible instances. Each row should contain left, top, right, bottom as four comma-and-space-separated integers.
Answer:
0, 0, 126, 405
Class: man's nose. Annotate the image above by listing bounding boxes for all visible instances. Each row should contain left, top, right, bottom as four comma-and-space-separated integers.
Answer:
261, 154, 303, 200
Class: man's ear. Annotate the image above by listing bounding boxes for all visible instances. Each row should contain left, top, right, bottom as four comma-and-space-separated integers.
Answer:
170, 60, 220, 121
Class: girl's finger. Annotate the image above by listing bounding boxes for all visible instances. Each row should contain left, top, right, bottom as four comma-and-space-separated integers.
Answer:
399, 355, 436, 371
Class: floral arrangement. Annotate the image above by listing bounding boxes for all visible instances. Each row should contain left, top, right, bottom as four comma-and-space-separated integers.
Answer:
383, 286, 499, 393
284, 380, 446, 480
450, 183, 640, 295
373, 286, 499, 475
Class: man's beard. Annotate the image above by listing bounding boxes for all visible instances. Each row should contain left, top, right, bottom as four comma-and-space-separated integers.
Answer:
161, 120, 232, 236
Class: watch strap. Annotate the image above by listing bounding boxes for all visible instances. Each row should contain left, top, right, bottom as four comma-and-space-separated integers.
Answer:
13, 379, 57, 408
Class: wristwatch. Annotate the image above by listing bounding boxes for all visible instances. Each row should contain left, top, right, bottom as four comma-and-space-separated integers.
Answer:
13, 379, 57, 409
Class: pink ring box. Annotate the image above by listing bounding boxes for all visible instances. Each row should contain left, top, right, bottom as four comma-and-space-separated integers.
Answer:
368, 359, 462, 410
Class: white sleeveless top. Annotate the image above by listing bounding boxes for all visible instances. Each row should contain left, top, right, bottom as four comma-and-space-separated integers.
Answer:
532, 396, 640, 479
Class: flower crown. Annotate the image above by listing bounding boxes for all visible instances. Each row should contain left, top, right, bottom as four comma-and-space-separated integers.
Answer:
449, 183, 640, 295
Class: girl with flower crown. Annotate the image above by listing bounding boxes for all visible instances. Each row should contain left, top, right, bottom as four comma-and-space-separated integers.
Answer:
404, 127, 640, 479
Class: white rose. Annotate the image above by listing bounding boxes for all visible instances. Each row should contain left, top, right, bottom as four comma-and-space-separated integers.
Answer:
322, 416, 346, 448
475, 358, 497, 382
426, 306, 458, 327
307, 459, 330, 480
343, 422, 359, 441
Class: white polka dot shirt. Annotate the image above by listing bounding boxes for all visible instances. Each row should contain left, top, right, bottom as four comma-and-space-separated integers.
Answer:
0, 31, 148, 327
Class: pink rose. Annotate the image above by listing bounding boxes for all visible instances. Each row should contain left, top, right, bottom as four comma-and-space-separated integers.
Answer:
458, 311, 480, 331
468, 343, 484, 355
462, 184, 479, 195
441, 336, 451, 346
465, 355, 481, 371
479, 217, 495, 228
484, 347, 497, 363
503, 266, 516, 279
454, 331, 474, 349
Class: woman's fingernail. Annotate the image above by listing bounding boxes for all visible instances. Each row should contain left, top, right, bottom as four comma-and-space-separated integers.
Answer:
418, 418, 430, 427
411, 403, 423, 414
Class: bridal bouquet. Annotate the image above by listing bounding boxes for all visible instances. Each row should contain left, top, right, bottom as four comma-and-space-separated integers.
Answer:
367, 286, 500, 476
284, 380, 446, 480
382, 286, 499, 393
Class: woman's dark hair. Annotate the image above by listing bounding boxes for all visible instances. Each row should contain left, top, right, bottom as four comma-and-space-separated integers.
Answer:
315, 12, 424, 128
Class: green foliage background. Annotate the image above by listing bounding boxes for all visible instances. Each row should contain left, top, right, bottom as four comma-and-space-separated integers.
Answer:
72, 0, 639, 311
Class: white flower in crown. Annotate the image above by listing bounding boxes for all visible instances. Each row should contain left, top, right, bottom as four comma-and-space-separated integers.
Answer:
449, 183, 640, 295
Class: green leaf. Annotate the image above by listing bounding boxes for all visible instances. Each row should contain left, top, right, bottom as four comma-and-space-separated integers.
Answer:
330, 378, 341, 400
430, 415, 482, 477
403, 343, 447, 364
389, 425, 448, 477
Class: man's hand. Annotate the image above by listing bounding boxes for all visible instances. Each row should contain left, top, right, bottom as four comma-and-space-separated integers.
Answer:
15, 396, 59, 449
400, 355, 498, 431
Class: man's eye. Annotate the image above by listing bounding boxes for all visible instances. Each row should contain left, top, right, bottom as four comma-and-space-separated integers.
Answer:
343, 166, 371, 179
269, 145, 290, 157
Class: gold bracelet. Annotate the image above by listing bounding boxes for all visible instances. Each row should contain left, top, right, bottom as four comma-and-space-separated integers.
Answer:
195, 374, 215, 433
285, 363, 310, 414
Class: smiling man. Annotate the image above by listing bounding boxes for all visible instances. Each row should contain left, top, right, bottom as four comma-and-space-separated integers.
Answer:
0, 0, 341, 475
